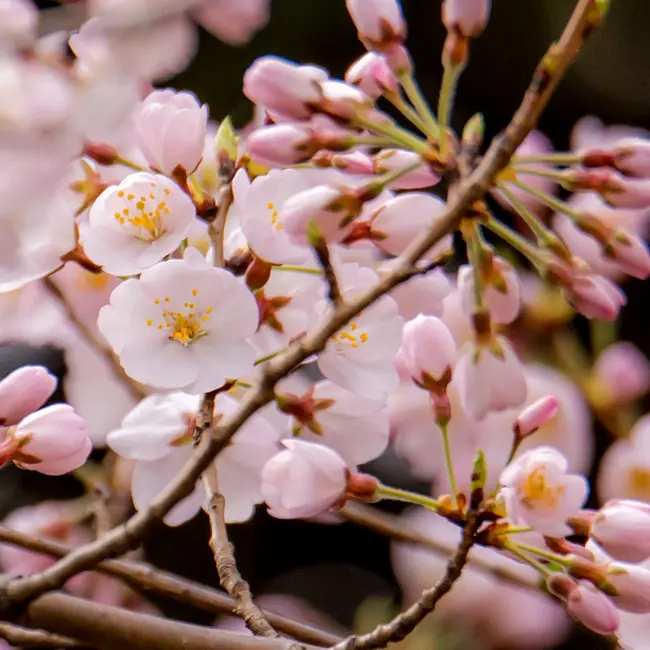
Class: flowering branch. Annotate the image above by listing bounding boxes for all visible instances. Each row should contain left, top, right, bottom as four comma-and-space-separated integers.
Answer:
203, 464, 278, 638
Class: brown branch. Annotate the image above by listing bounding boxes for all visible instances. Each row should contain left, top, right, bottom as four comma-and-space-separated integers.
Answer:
331, 512, 481, 650
5, 0, 602, 612
311, 235, 342, 306
340, 503, 538, 590
0, 622, 87, 648
203, 464, 278, 638
42, 276, 148, 401
24, 592, 320, 650
209, 183, 233, 268
0, 526, 340, 647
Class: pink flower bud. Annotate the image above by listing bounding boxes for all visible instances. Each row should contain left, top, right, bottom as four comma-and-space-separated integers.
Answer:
608, 230, 650, 279
331, 151, 374, 174
442, 0, 491, 37
373, 149, 440, 189
591, 500, 650, 563
594, 342, 650, 405
243, 56, 327, 121
601, 175, 650, 210
135, 89, 208, 175
10, 404, 91, 476
560, 579, 620, 635
0, 0, 37, 48
613, 138, 650, 178
318, 80, 373, 120
261, 439, 348, 519
0, 365, 57, 426
565, 273, 626, 321
346, 0, 406, 49
514, 395, 559, 438
345, 53, 398, 99
608, 563, 650, 613
280, 185, 350, 246
246, 124, 316, 166
397, 315, 456, 391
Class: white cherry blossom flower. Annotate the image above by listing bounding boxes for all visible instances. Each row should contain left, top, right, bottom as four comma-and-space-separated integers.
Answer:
80, 172, 197, 277
98, 247, 258, 393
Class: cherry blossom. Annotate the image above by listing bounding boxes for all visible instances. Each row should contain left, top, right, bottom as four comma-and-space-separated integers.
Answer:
590, 500, 650, 563
499, 446, 589, 536
442, 0, 491, 37
98, 247, 258, 393
0, 365, 57, 426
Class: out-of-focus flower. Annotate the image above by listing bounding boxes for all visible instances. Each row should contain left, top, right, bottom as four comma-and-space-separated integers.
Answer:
592, 342, 650, 406
591, 500, 650, 563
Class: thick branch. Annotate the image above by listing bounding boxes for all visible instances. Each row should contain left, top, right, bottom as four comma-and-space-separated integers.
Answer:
203, 464, 278, 637
0, 622, 86, 648
0, 526, 340, 647
24, 592, 318, 650
331, 513, 481, 650
7, 0, 601, 610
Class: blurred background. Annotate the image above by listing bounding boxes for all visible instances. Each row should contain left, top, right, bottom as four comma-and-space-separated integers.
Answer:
7, 1, 650, 648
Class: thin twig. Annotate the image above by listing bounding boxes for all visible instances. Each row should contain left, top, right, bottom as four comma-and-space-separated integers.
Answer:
311, 235, 342, 305
331, 512, 482, 650
210, 183, 233, 268
0, 526, 339, 646
5, 0, 601, 611
0, 622, 87, 648
42, 276, 148, 401
203, 464, 278, 638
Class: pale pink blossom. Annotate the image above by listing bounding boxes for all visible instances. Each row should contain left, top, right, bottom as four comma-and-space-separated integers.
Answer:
600, 175, 650, 210
613, 138, 650, 179
591, 500, 650, 563
442, 0, 491, 37
232, 168, 313, 265
373, 149, 440, 190
397, 315, 456, 389
80, 172, 197, 276
368, 192, 452, 258
318, 80, 374, 121
7, 404, 91, 476
97, 247, 258, 393
458, 259, 521, 324
345, 52, 397, 99
317, 264, 403, 399
135, 89, 208, 175
191, 0, 269, 46
246, 124, 316, 167
346, 0, 406, 47
440, 284, 474, 346
571, 116, 650, 153
108, 392, 280, 524
0, 365, 56, 426
499, 446, 588, 536
453, 337, 527, 421
607, 563, 650, 614
0, 0, 37, 49
243, 56, 327, 121
565, 271, 626, 321
594, 342, 650, 406
280, 380, 389, 466
514, 395, 559, 438
261, 439, 348, 519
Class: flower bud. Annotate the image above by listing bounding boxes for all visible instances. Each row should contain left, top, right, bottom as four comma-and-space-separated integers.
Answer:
9, 404, 91, 476
345, 52, 398, 99
397, 315, 456, 392
318, 80, 374, 121
608, 563, 650, 613
594, 342, 650, 406
591, 500, 650, 563
346, 0, 406, 49
514, 395, 559, 439
261, 439, 348, 519
442, 0, 491, 38
548, 575, 619, 635
331, 151, 374, 174
601, 174, 650, 210
564, 272, 626, 321
246, 124, 317, 167
243, 56, 327, 121
0, 365, 57, 426
613, 137, 650, 179
373, 149, 440, 189
135, 89, 208, 175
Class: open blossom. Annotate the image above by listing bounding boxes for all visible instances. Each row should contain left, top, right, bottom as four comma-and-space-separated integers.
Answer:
5, 404, 91, 476
261, 439, 348, 519
0, 365, 57, 426
98, 247, 258, 393
593, 342, 650, 406
453, 336, 527, 420
134, 89, 208, 175
80, 172, 197, 276
107, 392, 280, 525
590, 500, 650, 563
499, 446, 589, 536
317, 264, 403, 400
345, 52, 397, 99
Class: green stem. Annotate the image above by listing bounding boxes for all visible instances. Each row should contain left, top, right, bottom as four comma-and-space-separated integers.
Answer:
497, 185, 556, 246
254, 350, 283, 366
464, 220, 487, 310
274, 265, 323, 275
511, 166, 569, 183
512, 153, 582, 166
514, 542, 573, 567
492, 526, 533, 537
501, 540, 553, 578
482, 218, 545, 266
384, 91, 430, 135
374, 484, 440, 512
373, 160, 423, 189
114, 155, 147, 172
352, 114, 431, 156
437, 61, 464, 158
510, 180, 582, 221
397, 72, 440, 141
440, 421, 458, 509
589, 318, 618, 357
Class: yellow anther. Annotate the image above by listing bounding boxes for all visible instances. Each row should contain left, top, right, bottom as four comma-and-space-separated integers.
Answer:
192, 289, 198, 296
146, 319, 153, 326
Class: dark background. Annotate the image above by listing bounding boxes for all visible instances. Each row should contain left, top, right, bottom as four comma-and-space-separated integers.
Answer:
11, 1, 650, 648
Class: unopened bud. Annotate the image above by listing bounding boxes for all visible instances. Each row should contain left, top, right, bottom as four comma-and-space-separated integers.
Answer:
514, 395, 559, 439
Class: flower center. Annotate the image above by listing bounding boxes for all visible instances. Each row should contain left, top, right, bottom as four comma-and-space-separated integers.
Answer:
146, 289, 213, 347
114, 182, 171, 241
517, 466, 564, 510
331, 320, 369, 350
267, 201, 282, 232
628, 467, 650, 500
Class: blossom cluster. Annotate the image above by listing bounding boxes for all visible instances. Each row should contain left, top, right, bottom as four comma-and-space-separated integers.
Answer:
0, 0, 650, 648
